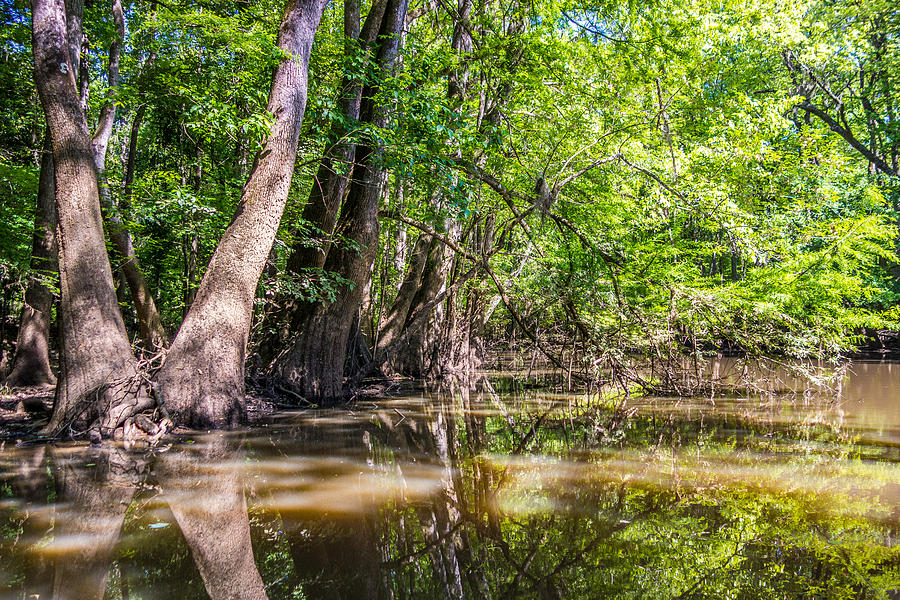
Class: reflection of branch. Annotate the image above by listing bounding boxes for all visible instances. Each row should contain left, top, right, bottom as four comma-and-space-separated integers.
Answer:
381, 521, 466, 567
548, 508, 653, 577
672, 520, 747, 600
504, 532, 548, 595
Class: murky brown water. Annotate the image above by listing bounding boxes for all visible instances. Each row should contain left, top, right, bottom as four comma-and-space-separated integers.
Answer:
1, 360, 899, 599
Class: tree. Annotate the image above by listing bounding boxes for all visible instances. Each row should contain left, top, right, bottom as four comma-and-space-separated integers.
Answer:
255, 0, 388, 368
4, 144, 56, 388
271, 0, 411, 403
374, 0, 473, 379
152, 0, 332, 427
783, 0, 899, 177
32, 0, 148, 436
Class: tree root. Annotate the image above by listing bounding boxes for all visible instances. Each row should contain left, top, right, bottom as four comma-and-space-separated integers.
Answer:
85, 349, 174, 445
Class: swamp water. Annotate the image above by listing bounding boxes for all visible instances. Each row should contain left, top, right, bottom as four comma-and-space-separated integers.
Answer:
1, 360, 899, 599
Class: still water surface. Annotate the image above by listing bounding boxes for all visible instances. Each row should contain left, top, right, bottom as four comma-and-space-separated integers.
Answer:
1, 360, 899, 599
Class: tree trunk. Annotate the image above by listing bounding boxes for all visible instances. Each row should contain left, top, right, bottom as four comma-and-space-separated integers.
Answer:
153, 0, 330, 428
272, 0, 409, 403
255, 0, 387, 369
377, 233, 431, 355
395, 234, 455, 376
104, 101, 168, 349
283, 0, 385, 273
4, 142, 57, 388
375, 3, 471, 378
377, 231, 455, 377
33, 0, 145, 436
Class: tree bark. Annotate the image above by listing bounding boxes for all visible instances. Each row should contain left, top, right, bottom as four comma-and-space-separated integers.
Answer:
4, 142, 57, 388
396, 234, 455, 376
33, 0, 145, 436
377, 231, 454, 377
377, 233, 432, 355
285, 19, 358, 271
153, 0, 330, 428
374, 1, 470, 378
272, 0, 410, 403
284, 0, 387, 272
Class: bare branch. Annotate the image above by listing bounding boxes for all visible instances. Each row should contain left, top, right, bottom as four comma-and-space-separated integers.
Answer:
797, 101, 896, 176
620, 156, 687, 201
552, 153, 621, 195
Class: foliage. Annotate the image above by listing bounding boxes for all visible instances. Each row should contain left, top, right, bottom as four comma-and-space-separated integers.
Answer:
0, 0, 898, 359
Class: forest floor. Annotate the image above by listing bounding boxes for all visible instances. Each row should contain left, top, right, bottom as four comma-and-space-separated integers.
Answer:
0, 386, 53, 442
0, 385, 278, 442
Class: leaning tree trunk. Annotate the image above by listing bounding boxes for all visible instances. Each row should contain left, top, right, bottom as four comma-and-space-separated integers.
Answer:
376, 231, 448, 376
97, 39, 168, 350
4, 143, 57, 388
376, 233, 431, 356
153, 0, 330, 428
283, 0, 362, 273
272, 0, 410, 403
255, 0, 386, 368
392, 234, 455, 376
33, 0, 146, 436
283, 0, 387, 272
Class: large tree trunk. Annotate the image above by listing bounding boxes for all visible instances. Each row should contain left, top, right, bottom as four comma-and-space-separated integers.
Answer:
272, 0, 409, 403
4, 143, 57, 388
33, 0, 145, 436
153, 0, 330, 428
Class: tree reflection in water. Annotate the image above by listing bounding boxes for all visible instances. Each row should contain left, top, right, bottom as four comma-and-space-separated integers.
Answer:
47, 447, 143, 600
1, 371, 899, 598
156, 439, 268, 600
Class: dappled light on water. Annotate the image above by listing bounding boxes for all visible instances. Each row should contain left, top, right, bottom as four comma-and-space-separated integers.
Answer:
1, 364, 899, 599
